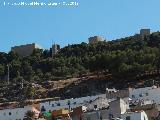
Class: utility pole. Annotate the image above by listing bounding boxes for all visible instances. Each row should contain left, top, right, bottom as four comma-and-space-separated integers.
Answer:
21, 78, 24, 89
7, 64, 9, 85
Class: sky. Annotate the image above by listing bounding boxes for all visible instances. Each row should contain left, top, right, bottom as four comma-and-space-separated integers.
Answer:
1, 0, 160, 53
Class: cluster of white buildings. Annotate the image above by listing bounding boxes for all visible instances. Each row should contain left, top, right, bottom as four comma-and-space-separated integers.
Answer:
1, 85, 160, 120
129, 85, 160, 105
40, 94, 106, 112
0, 94, 106, 120
81, 98, 148, 120
79, 85, 160, 120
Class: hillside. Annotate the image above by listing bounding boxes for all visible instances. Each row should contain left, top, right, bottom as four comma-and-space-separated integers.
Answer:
1, 31, 160, 100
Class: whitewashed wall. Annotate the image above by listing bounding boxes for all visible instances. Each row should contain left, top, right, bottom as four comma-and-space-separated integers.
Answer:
40, 94, 106, 111
0, 106, 39, 120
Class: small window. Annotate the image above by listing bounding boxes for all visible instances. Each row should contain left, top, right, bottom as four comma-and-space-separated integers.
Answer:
57, 103, 60, 106
56, 116, 62, 119
41, 106, 46, 112
94, 105, 97, 109
52, 104, 54, 107
146, 93, 148, 96
67, 100, 71, 105
126, 116, 130, 120
139, 94, 142, 97
9, 112, 11, 115
132, 95, 135, 98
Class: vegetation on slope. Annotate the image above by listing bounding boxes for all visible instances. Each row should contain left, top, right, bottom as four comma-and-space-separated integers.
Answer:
0, 32, 160, 84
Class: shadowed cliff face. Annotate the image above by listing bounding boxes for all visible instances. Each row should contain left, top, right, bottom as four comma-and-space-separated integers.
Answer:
47, 73, 160, 99
1, 72, 160, 102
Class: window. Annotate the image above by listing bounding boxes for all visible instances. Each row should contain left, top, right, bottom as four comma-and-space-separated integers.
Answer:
67, 100, 71, 105
52, 104, 54, 107
57, 103, 60, 106
56, 116, 62, 120
139, 94, 142, 97
9, 112, 11, 115
126, 116, 130, 120
132, 95, 135, 98
94, 105, 97, 109
4, 112, 6, 116
146, 93, 148, 96
41, 106, 46, 112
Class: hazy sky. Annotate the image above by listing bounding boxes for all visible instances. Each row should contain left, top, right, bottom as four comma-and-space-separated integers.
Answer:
1, 0, 160, 52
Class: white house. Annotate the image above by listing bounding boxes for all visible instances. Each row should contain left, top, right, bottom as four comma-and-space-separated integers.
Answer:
81, 98, 129, 120
129, 86, 160, 105
121, 111, 148, 120
40, 94, 106, 112
106, 86, 160, 105
0, 106, 40, 120
109, 98, 129, 118
85, 97, 109, 111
